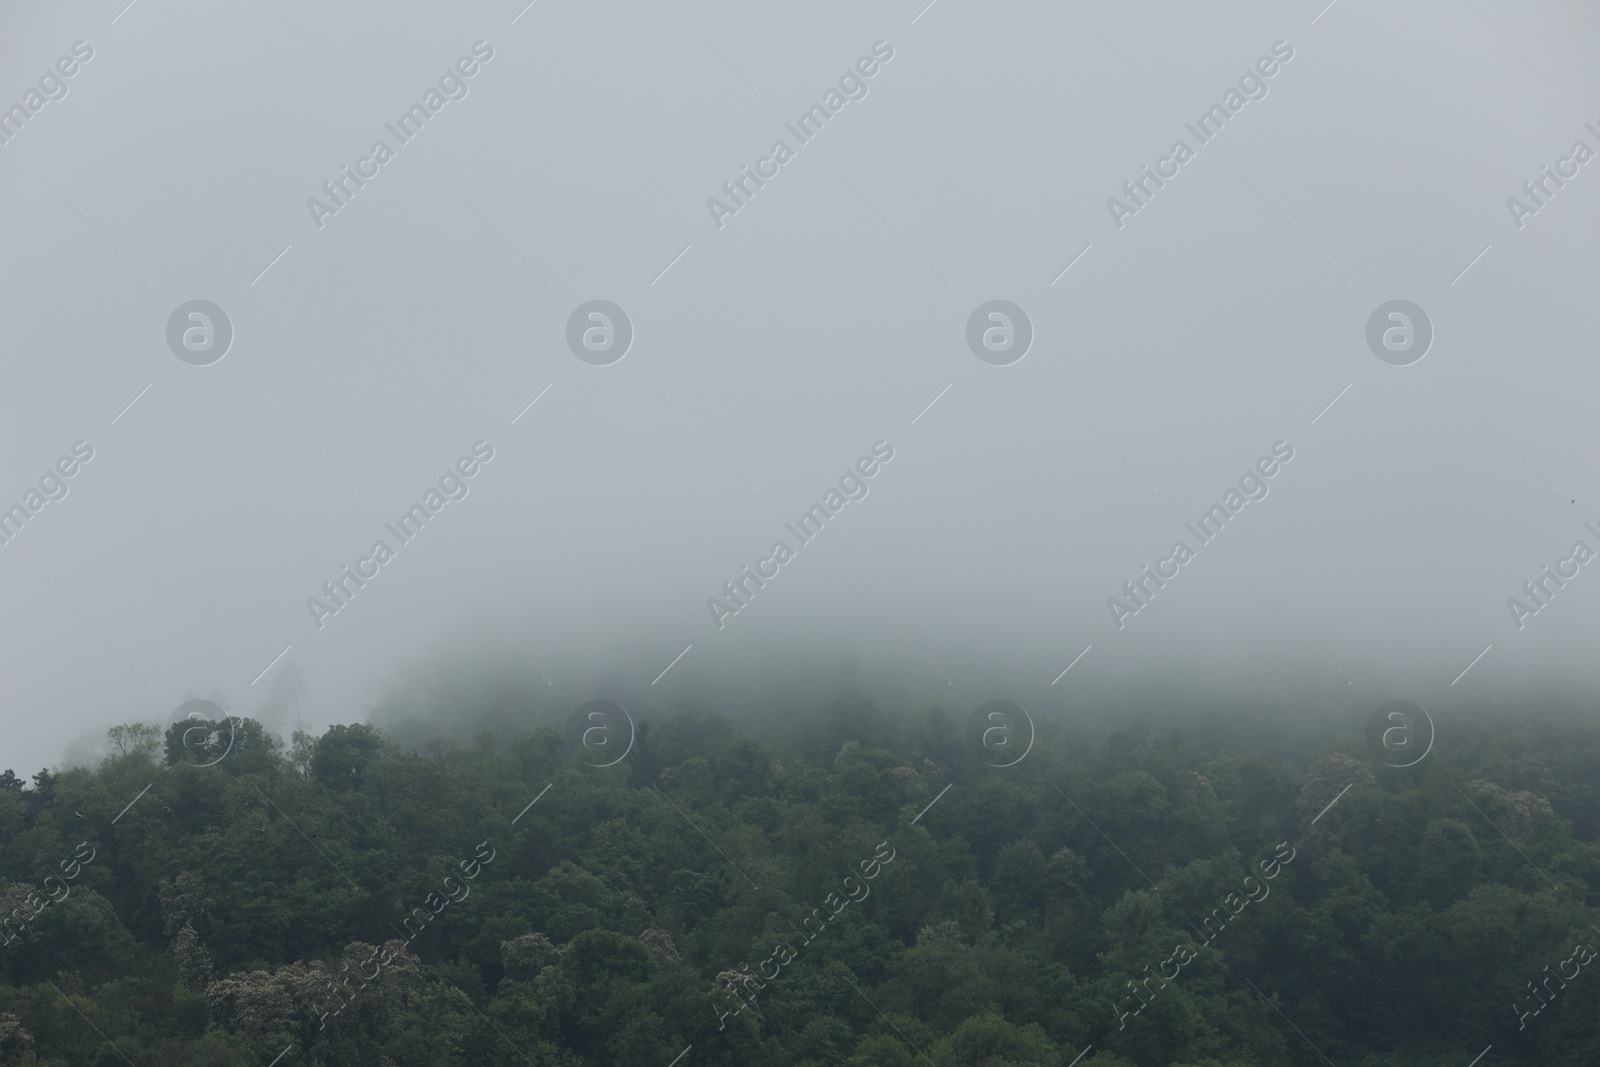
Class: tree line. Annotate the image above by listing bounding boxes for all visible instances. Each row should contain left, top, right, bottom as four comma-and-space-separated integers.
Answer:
0, 696, 1594, 1064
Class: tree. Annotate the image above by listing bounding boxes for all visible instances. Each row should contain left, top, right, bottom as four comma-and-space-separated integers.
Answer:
992, 840, 1049, 924
930, 1012, 1060, 1067
262, 663, 309, 734
1413, 818, 1484, 905
106, 723, 162, 761
628, 721, 661, 789
26, 769, 53, 803
290, 730, 315, 778
310, 723, 390, 791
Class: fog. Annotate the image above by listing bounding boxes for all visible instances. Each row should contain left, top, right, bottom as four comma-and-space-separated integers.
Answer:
3, 0, 1600, 773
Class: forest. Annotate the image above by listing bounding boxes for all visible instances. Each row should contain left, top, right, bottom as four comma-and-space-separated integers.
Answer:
0, 691, 1597, 1066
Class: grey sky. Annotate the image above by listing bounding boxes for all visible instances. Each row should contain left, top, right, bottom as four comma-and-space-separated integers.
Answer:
2, 0, 1598, 772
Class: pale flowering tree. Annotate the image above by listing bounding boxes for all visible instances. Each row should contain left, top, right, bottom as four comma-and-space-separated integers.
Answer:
501, 931, 564, 980
159, 872, 214, 990
204, 968, 296, 1043
171, 922, 212, 990
0, 1011, 31, 1063
1296, 752, 1376, 832
638, 928, 679, 961
206, 938, 423, 1058
1467, 779, 1556, 839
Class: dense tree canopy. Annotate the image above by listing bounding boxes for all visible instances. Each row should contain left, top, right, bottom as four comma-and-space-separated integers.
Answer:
0, 696, 1595, 1064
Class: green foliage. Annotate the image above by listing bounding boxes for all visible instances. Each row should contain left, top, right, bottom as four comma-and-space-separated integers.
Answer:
0, 702, 1594, 1063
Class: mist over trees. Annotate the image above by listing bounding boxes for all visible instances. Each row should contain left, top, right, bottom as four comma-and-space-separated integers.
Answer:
0, 678, 1595, 1065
